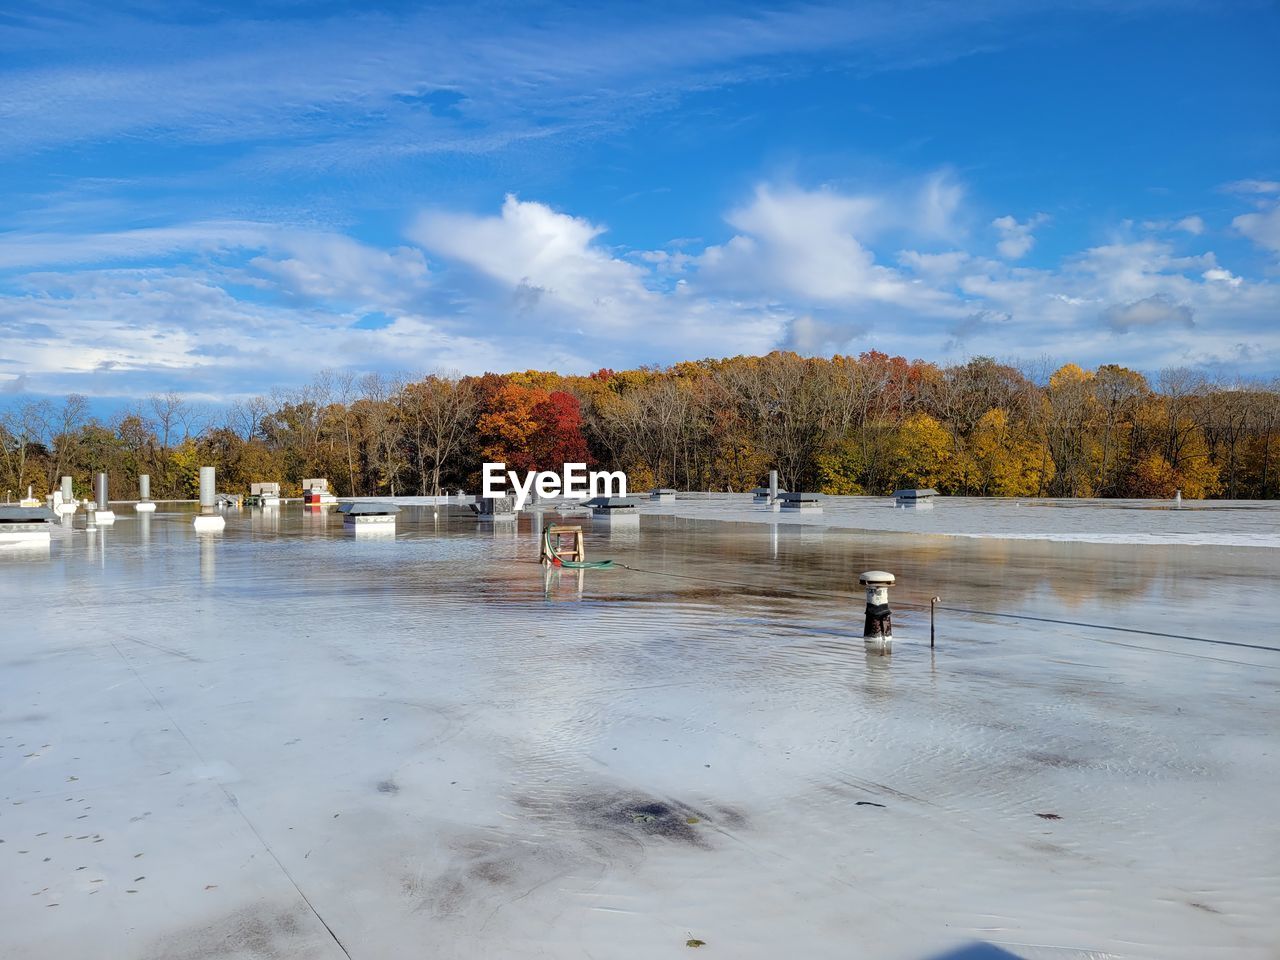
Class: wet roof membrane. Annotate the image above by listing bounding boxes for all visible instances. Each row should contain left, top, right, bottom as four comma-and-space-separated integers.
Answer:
3, 497, 1278, 958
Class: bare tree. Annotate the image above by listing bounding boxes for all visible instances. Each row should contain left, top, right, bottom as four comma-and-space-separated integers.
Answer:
358, 372, 407, 495
330, 370, 360, 496
400, 373, 478, 495
148, 392, 188, 451
1198, 376, 1254, 498
1156, 367, 1208, 469
226, 396, 271, 441
264, 374, 333, 478
722, 353, 840, 490
601, 378, 692, 487
178, 401, 211, 442
0, 399, 51, 494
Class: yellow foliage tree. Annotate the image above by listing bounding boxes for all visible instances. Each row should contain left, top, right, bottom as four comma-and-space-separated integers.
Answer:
817, 442, 866, 495
476, 383, 546, 469
1045, 363, 1099, 496
1170, 431, 1221, 499
1048, 362, 1092, 391
1131, 452, 1179, 497
168, 441, 202, 499
968, 408, 1054, 496
890, 413, 953, 491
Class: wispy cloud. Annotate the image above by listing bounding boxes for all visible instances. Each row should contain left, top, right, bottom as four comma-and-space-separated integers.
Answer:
0, 1, 1101, 165
1234, 203, 1280, 256
1223, 179, 1280, 195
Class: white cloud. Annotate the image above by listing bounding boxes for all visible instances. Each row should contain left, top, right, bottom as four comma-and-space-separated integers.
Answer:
1103, 294, 1195, 333
408, 194, 783, 358
0, 221, 432, 316
4, 181, 1280, 397
696, 183, 953, 311
944, 309, 1010, 352
1175, 215, 1205, 235
408, 194, 662, 336
786, 314, 850, 355
1224, 179, 1280, 195
0, 266, 587, 400
1203, 267, 1242, 287
897, 250, 973, 277
1220, 178, 1280, 258
0, 221, 278, 270
917, 172, 966, 241
992, 213, 1048, 259
904, 233, 1280, 371
1233, 202, 1280, 255
1069, 240, 1210, 304
248, 235, 429, 309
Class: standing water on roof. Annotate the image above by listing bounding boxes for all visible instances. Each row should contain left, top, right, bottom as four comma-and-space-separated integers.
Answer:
2, 499, 1278, 959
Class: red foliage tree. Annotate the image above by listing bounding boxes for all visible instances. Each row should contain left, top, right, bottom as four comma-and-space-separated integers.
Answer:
530, 391, 591, 468
476, 385, 590, 472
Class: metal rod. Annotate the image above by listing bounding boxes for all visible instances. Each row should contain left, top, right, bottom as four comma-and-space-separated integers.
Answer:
930, 596, 941, 648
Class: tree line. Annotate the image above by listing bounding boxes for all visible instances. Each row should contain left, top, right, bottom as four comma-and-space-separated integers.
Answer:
3, 353, 1279, 502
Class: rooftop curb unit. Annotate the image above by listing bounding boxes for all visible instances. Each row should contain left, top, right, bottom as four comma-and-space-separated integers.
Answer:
779, 492, 822, 512
649, 488, 677, 503
0, 506, 57, 546
302, 479, 337, 506
339, 501, 400, 535
247, 482, 281, 507
587, 496, 640, 521
470, 495, 516, 522
752, 486, 787, 503
893, 488, 938, 508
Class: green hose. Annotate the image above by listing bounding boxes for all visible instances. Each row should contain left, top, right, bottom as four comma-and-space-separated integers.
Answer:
543, 529, 617, 569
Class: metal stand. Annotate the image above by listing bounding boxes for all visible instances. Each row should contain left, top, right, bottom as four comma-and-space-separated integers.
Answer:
541, 525, 585, 565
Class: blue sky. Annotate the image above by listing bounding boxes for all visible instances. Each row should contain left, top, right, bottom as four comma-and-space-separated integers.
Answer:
1, 0, 1278, 403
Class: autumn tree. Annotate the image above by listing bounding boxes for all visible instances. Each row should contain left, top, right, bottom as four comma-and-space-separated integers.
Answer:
476, 383, 590, 476
1091, 365, 1147, 495
1044, 363, 1098, 497
966, 408, 1053, 497
889, 413, 954, 491
723, 352, 839, 491
6, 353, 1276, 504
